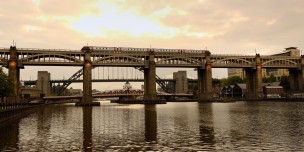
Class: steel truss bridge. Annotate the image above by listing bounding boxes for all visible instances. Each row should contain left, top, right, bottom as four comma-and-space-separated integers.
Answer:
1, 46, 303, 105
0, 47, 300, 68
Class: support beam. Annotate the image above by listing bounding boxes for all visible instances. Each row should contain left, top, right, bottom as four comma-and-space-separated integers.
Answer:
144, 53, 157, 100
77, 47, 100, 106
8, 46, 20, 103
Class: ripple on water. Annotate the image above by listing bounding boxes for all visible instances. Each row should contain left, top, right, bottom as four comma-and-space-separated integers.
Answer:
1, 102, 304, 151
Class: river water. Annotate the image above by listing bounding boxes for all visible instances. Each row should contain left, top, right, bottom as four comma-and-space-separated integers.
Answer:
1, 101, 304, 151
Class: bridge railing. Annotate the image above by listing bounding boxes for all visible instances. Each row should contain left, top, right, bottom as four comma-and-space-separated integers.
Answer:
211, 54, 255, 57
17, 48, 80, 52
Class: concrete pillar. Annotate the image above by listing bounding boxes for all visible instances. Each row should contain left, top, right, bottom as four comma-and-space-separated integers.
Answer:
245, 54, 263, 99
77, 47, 99, 106
8, 46, 20, 103
144, 53, 157, 100
245, 69, 255, 99
256, 62, 263, 97
289, 69, 302, 91
197, 53, 213, 101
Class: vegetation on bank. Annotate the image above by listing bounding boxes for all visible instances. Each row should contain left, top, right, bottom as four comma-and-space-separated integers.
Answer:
0, 67, 13, 101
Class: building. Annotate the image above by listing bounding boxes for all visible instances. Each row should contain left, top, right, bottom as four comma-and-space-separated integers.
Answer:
228, 47, 301, 81
173, 71, 188, 93
20, 86, 42, 99
221, 82, 281, 98
36, 71, 51, 96
263, 86, 284, 95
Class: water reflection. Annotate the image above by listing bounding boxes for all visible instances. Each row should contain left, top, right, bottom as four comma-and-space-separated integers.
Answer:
0, 119, 20, 151
144, 105, 157, 142
83, 107, 93, 152
198, 103, 215, 149
1, 101, 304, 151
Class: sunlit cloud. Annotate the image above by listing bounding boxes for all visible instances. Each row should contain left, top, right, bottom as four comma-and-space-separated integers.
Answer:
266, 19, 276, 25
181, 25, 212, 38
198, 0, 206, 4
32, 0, 40, 6
70, 1, 179, 38
24, 25, 42, 32
152, 6, 187, 19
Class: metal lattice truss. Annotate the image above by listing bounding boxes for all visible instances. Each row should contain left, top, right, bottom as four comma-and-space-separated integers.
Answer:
57, 66, 170, 95
1, 48, 300, 68
210, 55, 300, 68
260, 56, 300, 68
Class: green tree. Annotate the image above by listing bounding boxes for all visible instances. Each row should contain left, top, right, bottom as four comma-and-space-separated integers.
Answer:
221, 76, 244, 86
263, 74, 276, 83
268, 74, 276, 83
0, 67, 13, 102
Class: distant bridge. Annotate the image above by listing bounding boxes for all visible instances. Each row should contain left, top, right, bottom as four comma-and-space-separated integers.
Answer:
23, 78, 199, 85
43, 92, 193, 102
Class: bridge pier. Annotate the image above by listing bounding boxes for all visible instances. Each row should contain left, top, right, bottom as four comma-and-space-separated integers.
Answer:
289, 69, 303, 91
245, 54, 263, 100
8, 46, 20, 103
144, 53, 157, 100
76, 47, 100, 106
289, 55, 304, 91
197, 53, 213, 101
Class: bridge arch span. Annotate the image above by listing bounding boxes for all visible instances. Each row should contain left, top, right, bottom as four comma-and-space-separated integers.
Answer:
211, 58, 253, 66
20, 54, 82, 63
261, 59, 299, 67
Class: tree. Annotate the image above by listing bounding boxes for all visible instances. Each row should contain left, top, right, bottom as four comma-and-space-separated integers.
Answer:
0, 67, 13, 102
263, 74, 276, 83
280, 75, 290, 91
221, 76, 244, 86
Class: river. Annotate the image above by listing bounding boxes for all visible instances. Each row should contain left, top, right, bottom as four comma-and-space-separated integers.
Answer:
1, 101, 304, 151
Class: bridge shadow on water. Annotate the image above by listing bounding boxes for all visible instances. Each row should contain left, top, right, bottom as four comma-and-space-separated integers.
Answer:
82, 104, 157, 152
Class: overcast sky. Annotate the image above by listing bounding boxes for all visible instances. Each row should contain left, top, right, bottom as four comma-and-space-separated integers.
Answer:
1, 0, 304, 90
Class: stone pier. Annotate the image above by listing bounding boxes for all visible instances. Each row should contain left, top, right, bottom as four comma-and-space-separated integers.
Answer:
197, 52, 213, 101
144, 52, 157, 100
76, 47, 100, 106
245, 54, 263, 100
8, 46, 20, 103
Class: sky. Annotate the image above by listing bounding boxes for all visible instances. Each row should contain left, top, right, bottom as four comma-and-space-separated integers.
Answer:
1, 0, 304, 90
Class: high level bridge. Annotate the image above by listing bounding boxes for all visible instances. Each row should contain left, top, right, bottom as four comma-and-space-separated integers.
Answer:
1, 46, 303, 105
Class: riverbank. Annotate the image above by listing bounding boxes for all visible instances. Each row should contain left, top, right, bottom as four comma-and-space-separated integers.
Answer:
0, 103, 43, 123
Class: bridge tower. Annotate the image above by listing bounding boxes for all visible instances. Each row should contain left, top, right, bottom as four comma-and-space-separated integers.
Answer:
197, 52, 213, 101
245, 54, 263, 99
144, 52, 157, 100
8, 46, 21, 103
76, 46, 100, 106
